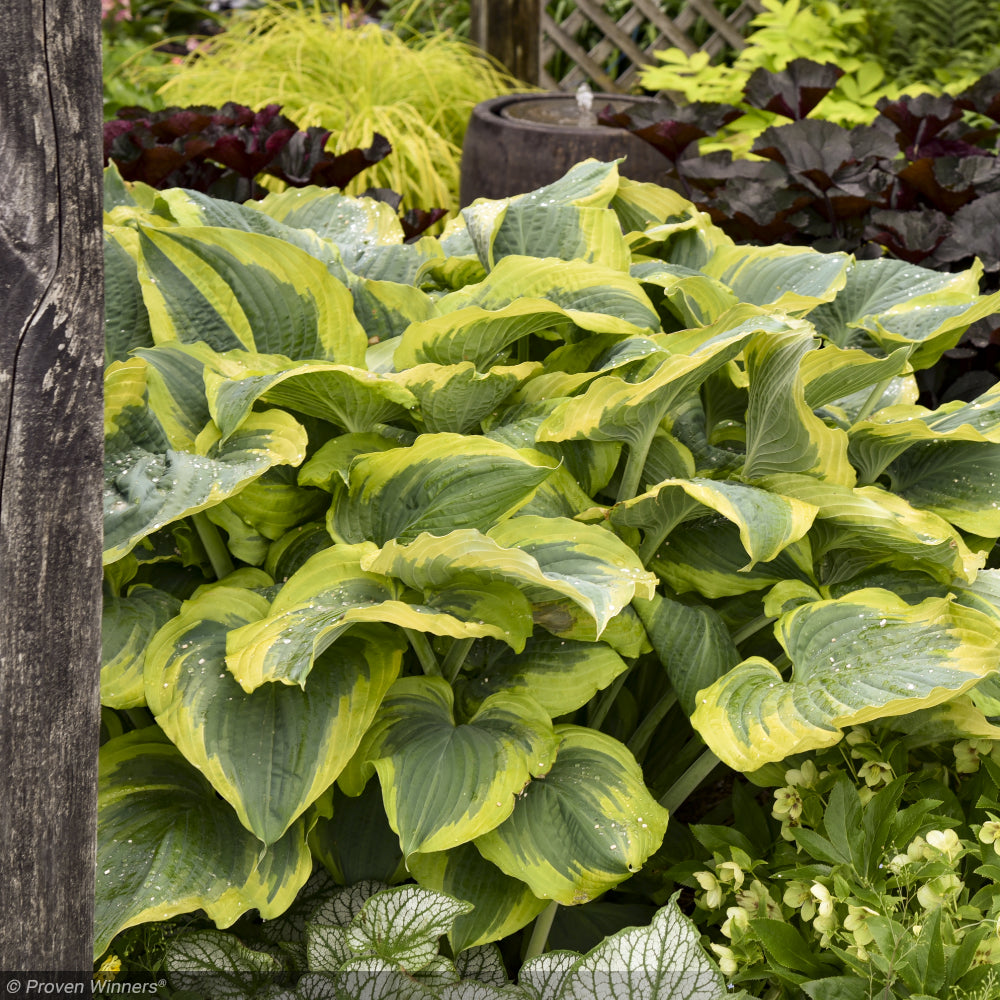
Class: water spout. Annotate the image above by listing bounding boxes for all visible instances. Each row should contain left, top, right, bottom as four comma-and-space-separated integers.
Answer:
575, 81, 597, 126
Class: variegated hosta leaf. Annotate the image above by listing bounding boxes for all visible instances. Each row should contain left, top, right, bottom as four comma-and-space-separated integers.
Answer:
251, 186, 404, 268
807, 256, 1000, 370
103, 359, 307, 564
742, 326, 854, 486
474, 726, 669, 905
145, 585, 405, 844
358, 676, 558, 857
298, 432, 401, 491
808, 256, 980, 341
848, 403, 998, 485
226, 543, 534, 689
861, 288, 1000, 372
759, 474, 982, 585
517, 458, 598, 518
393, 255, 658, 368
408, 844, 548, 953
519, 894, 726, 1000
636, 593, 741, 715
611, 478, 817, 569
610, 174, 705, 231
536, 305, 785, 450
483, 401, 624, 497
105, 228, 154, 364
630, 259, 740, 328
133, 342, 214, 450
458, 634, 629, 719
462, 162, 629, 270
197, 349, 416, 439
801, 345, 912, 411
263, 522, 332, 584
136, 225, 368, 364
151, 187, 349, 274
651, 517, 815, 600
396, 361, 540, 434
365, 518, 656, 641
95, 728, 312, 959
881, 696, 1000, 749
329, 433, 556, 546
701, 244, 849, 314
101, 585, 180, 708
691, 588, 1000, 770
343, 885, 472, 972
488, 203, 632, 272
886, 439, 1000, 536
158, 186, 434, 343
204, 466, 328, 565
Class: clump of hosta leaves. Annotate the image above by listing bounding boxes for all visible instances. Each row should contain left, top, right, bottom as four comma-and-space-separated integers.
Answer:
99, 155, 1000, 986
678, 720, 1000, 999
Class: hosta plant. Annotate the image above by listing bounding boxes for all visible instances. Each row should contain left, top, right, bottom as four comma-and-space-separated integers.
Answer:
99, 158, 1000, 987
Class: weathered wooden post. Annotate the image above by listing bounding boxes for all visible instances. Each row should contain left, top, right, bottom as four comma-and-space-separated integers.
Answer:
0, 0, 104, 973
470, 0, 542, 85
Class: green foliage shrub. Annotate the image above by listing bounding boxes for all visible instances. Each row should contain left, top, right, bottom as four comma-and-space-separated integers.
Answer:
150, 1, 524, 213
640, 0, 998, 157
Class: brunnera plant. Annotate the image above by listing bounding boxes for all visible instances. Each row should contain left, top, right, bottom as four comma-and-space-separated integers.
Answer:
99, 159, 1000, 976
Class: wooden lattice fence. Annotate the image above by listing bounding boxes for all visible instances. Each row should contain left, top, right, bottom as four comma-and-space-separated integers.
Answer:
542, 0, 766, 92
472, 0, 765, 92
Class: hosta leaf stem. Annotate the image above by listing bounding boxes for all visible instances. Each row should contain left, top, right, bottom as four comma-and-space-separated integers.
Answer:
853, 374, 898, 425
441, 637, 476, 685
192, 511, 235, 580
658, 747, 721, 814
617, 422, 660, 504
587, 668, 632, 730
627, 690, 678, 763
732, 614, 776, 646
523, 900, 560, 962
404, 628, 441, 677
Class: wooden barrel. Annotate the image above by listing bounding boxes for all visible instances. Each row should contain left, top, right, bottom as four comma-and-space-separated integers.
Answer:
459, 92, 667, 205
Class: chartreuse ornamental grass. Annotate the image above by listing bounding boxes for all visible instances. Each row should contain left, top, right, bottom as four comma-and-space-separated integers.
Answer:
149, 1, 523, 215
99, 159, 1000, 994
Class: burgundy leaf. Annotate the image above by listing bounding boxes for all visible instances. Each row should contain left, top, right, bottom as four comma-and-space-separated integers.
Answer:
958, 69, 1000, 124
864, 207, 952, 265
600, 100, 740, 162
401, 207, 448, 241
270, 132, 392, 188
743, 59, 844, 120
